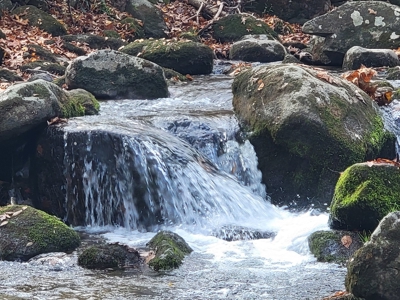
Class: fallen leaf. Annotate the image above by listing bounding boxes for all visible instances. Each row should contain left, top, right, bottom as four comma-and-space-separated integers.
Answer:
0, 221, 8, 227
26, 242, 33, 247
368, 8, 377, 15
12, 210, 22, 217
341, 235, 352, 248
257, 79, 264, 91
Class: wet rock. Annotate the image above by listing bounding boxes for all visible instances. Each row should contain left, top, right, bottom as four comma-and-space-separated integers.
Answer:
213, 225, 275, 241
147, 231, 192, 271
12, 5, 67, 36
343, 46, 399, 70
386, 66, 400, 80
346, 211, 400, 300
212, 15, 277, 43
308, 230, 363, 264
0, 205, 80, 261
232, 64, 395, 207
125, 0, 168, 38
229, 35, 286, 63
121, 39, 214, 75
28, 252, 76, 271
61, 34, 127, 51
65, 49, 168, 99
78, 243, 141, 270
245, 0, 331, 23
303, 2, 400, 65
330, 162, 400, 231
65, 89, 100, 116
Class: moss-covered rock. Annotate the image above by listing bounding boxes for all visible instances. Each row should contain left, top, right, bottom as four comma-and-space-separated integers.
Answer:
330, 162, 400, 231
147, 231, 192, 271
121, 39, 213, 75
120, 17, 145, 41
212, 14, 277, 43
386, 66, 400, 80
61, 34, 127, 51
20, 61, 66, 76
23, 44, 61, 63
12, 5, 67, 36
125, 0, 168, 38
65, 89, 100, 117
308, 230, 363, 264
78, 243, 141, 270
346, 211, 400, 299
0, 68, 23, 81
0, 205, 80, 261
65, 49, 168, 99
163, 67, 189, 82
232, 64, 395, 207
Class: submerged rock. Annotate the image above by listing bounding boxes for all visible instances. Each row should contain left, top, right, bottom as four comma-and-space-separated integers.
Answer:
330, 161, 400, 231
121, 39, 214, 75
346, 211, 400, 300
213, 225, 275, 241
78, 243, 141, 270
232, 64, 395, 207
65, 49, 168, 99
147, 231, 192, 271
308, 230, 363, 264
303, 1, 400, 65
0, 205, 80, 261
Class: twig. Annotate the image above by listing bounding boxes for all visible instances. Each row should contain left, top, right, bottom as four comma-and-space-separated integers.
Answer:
196, 2, 204, 25
212, 2, 224, 20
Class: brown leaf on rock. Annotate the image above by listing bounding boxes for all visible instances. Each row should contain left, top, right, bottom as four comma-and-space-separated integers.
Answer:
341, 235, 352, 248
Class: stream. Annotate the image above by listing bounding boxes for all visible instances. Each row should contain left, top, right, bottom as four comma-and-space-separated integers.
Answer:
0, 69, 355, 299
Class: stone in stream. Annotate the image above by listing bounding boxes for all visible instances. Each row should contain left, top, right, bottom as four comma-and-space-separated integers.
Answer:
346, 211, 400, 300
0, 205, 80, 261
232, 63, 395, 208
342, 46, 399, 70
212, 225, 275, 241
303, 1, 400, 65
146, 230, 192, 271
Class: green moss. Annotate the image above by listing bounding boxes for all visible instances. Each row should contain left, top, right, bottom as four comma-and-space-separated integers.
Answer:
308, 230, 340, 262
147, 231, 192, 271
17, 82, 51, 98
330, 163, 400, 230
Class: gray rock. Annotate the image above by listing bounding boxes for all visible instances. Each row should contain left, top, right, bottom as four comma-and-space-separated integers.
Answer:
229, 35, 286, 62
343, 46, 399, 70
303, 1, 400, 65
65, 49, 168, 99
28, 73, 54, 82
125, 0, 168, 38
232, 64, 395, 207
346, 211, 400, 300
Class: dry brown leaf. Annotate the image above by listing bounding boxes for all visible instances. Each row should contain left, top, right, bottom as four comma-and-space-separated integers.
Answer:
341, 235, 352, 248
368, 8, 377, 15
0, 220, 8, 227
257, 79, 264, 91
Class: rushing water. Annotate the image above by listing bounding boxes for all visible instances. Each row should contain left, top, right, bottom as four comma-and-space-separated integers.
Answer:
0, 73, 348, 299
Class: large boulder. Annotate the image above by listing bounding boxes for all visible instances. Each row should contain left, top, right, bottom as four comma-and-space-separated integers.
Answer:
303, 1, 400, 65
12, 5, 67, 36
342, 46, 399, 70
229, 35, 286, 62
0, 205, 80, 261
65, 49, 168, 99
0, 79, 97, 141
330, 161, 400, 231
245, 0, 331, 23
212, 14, 277, 43
232, 64, 395, 207
346, 211, 400, 300
147, 231, 192, 271
125, 0, 168, 38
120, 39, 214, 75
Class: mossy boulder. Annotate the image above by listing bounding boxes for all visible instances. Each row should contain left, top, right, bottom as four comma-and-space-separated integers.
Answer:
125, 0, 168, 38
121, 39, 214, 75
330, 162, 400, 231
24, 44, 61, 63
346, 211, 400, 300
0, 79, 98, 141
0, 68, 23, 81
65, 89, 100, 117
147, 231, 192, 271
232, 64, 395, 207
12, 5, 67, 36
20, 61, 66, 76
61, 34, 127, 51
78, 243, 141, 270
212, 15, 277, 43
65, 49, 168, 99
0, 205, 80, 261
308, 230, 363, 264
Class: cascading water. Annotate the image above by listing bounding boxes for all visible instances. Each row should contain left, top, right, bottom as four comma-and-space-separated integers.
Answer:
0, 74, 348, 299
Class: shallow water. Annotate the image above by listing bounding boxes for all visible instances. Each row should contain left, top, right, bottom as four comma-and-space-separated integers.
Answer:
0, 73, 347, 299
